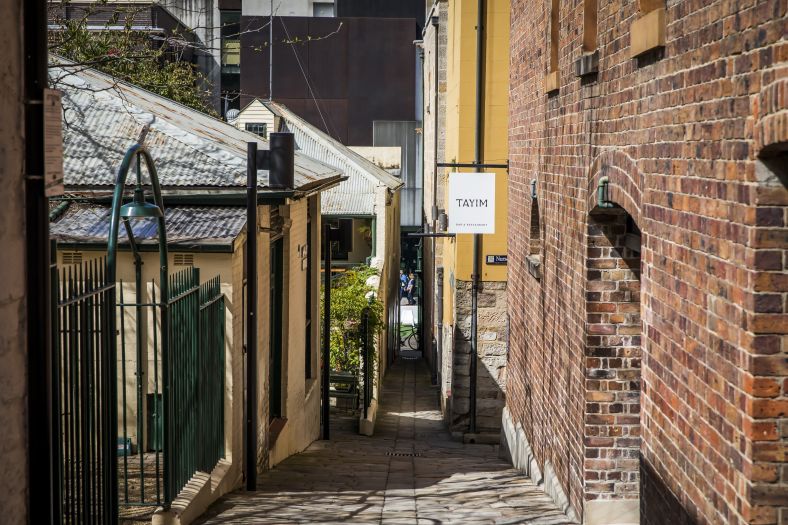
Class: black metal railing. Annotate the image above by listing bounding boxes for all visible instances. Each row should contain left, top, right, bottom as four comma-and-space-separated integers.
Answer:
361, 307, 372, 419
53, 252, 117, 525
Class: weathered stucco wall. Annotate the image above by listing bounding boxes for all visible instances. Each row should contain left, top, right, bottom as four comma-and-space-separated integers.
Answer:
0, 0, 28, 520
269, 197, 322, 466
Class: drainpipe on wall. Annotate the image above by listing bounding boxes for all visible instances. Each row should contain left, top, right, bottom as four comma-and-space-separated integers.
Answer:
245, 142, 258, 491
25, 0, 58, 521
469, 0, 486, 436
431, 13, 441, 386
371, 217, 377, 257
437, 266, 444, 389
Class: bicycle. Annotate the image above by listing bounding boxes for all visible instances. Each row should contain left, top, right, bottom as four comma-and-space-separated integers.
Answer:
400, 323, 419, 351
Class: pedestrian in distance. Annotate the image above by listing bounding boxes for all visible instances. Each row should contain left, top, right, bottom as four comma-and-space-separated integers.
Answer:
406, 272, 416, 305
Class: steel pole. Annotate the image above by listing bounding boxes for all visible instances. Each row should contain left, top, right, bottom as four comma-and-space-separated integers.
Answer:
245, 142, 258, 490
24, 0, 55, 519
469, 0, 486, 435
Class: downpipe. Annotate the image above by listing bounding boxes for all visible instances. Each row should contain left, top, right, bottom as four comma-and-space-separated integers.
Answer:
469, 0, 486, 435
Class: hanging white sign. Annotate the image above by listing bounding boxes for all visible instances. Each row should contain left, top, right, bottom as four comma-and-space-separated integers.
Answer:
447, 172, 496, 234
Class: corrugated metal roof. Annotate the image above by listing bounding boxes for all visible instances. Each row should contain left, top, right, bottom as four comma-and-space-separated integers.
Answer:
259, 100, 403, 216
50, 203, 246, 248
50, 59, 342, 192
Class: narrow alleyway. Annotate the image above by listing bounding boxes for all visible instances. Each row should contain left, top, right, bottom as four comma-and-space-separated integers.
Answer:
197, 357, 574, 524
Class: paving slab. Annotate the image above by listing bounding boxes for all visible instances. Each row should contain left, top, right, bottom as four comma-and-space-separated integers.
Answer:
197, 358, 575, 525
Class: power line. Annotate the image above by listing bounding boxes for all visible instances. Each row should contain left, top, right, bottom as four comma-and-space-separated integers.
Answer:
277, 17, 334, 138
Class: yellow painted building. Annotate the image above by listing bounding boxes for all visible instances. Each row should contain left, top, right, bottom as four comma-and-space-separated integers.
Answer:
423, 0, 509, 434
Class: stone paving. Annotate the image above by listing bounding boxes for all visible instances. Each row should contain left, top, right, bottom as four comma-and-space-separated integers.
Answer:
197, 357, 575, 525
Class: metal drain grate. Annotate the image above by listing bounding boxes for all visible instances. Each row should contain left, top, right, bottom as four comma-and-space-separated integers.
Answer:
386, 451, 422, 457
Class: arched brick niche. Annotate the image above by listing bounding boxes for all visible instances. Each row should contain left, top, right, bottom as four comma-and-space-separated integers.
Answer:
747, 100, 787, 521
584, 206, 642, 517
582, 151, 644, 523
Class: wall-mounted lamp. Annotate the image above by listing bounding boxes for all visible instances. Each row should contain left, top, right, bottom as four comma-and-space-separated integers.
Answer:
437, 210, 448, 232
530, 179, 537, 199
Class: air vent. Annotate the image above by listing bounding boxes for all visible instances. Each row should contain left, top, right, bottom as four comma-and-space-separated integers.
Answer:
62, 251, 83, 265
173, 253, 194, 266
386, 451, 422, 457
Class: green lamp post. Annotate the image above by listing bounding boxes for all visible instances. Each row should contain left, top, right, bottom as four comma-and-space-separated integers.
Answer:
107, 144, 172, 505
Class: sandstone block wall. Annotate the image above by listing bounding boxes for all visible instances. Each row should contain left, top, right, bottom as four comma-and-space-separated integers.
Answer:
449, 280, 508, 433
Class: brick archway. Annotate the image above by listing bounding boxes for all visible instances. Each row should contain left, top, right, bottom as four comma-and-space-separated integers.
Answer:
754, 79, 788, 155
586, 150, 643, 227
583, 150, 643, 521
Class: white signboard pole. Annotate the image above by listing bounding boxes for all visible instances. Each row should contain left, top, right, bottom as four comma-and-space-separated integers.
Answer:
447, 172, 496, 234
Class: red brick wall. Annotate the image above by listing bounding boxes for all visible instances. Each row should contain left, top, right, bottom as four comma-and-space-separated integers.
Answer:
507, 0, 787, 523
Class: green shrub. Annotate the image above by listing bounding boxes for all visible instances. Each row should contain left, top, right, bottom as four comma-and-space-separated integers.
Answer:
321, 265, 383, 372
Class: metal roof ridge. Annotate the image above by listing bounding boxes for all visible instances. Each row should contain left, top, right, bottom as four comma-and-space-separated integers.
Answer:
262, 100, 404, 191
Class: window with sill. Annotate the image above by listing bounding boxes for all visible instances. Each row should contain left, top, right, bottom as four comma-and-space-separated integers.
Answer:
245, 122, 268, 139
575, 0, 599, 77
545, 0, 559, 93
631, 0, 666, 58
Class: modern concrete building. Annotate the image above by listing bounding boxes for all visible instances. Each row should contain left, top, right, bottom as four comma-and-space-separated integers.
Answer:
505, 0, 787, 524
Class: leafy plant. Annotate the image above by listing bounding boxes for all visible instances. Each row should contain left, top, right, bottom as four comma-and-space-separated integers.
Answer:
49, 2, 215, 114
321, 265, 383, 372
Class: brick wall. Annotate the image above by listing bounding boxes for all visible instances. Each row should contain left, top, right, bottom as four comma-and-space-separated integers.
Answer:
507, 0, 786, 523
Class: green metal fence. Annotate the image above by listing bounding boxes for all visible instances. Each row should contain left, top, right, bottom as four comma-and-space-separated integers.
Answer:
117, 277, 163, 513
167, 268, 226, 499
199, 276, 226, 473
53, 254, 226, 523
52, 253, 118, 525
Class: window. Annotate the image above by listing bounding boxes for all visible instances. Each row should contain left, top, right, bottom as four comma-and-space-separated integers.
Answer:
631, 0, 666, 58
321, 218, 353, 260
312, 2, 334, 17
245, 122, 268, 139
220, 10, 241, 72
545, 0, 559, 92
575, 0, 600, 77
220, 9, 241, 117
582, 0, 598, 52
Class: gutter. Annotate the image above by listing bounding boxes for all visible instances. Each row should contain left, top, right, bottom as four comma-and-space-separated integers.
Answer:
57, 174, 346, 206
52, 241, 235, 254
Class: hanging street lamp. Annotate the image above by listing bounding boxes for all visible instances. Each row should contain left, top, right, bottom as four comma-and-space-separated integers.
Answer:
106, 144, 172, 505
